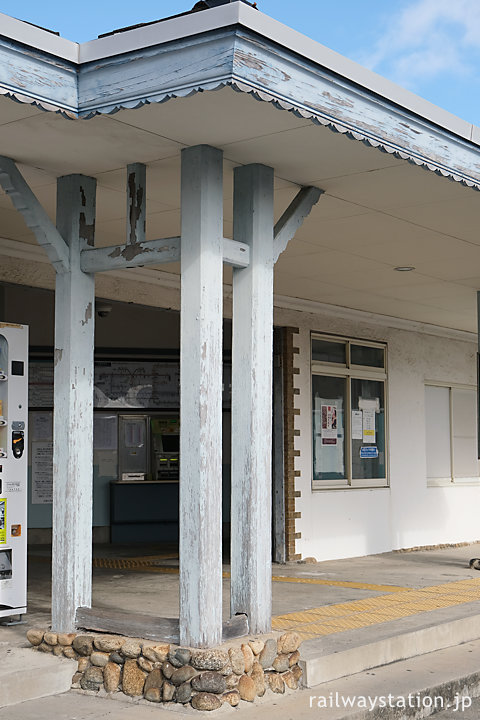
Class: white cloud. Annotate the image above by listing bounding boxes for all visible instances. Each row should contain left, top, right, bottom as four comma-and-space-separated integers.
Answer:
361, 0, 480, 88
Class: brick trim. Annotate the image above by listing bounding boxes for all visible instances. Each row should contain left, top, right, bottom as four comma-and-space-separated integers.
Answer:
283, 326, 301, 562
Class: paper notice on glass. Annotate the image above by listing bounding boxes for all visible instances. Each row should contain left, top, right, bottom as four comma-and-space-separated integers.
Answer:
94, 415, 118, 451
359, 397, 380, 413
352, 410, 363, 440
125, 419, 145, 448
31, 441, 53, 504
31, 412, 53, 441
362, 409, 376, 444
321, 404, 338, 445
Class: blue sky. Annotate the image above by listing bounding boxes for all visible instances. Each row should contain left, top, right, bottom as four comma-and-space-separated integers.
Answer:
1, 0, 479, 125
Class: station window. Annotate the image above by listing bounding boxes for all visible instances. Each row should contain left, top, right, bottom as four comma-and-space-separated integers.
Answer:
311, 334, 388, 489
425, 383, 479, 485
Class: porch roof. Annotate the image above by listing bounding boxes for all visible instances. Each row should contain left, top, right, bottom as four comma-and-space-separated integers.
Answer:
1, 2, 480, 334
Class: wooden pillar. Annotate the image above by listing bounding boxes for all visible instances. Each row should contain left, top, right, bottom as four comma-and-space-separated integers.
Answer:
179, 145, 224, 648
477, 291, 480, 460
52, 175, 96, 633
272, 327, 286, 564
230, 164, 275, 634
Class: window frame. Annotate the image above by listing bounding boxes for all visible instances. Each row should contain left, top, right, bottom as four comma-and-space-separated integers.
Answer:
425, 380, 480, 487
311, 333, 389, 491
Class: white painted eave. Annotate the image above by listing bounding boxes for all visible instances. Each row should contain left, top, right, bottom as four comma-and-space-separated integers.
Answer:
0, 11, 79, 63
1, 3, 479, 148
79, 3, 479, 148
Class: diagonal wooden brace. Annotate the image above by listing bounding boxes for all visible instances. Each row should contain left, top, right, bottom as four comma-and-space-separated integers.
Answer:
0, 156, 70, 274
273, 186, 323, 263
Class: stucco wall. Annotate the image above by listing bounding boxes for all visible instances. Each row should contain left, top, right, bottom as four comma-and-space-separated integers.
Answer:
273, 305, 480, 561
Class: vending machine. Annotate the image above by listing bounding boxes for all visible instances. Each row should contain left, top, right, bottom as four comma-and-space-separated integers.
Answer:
0, 323, 28, 621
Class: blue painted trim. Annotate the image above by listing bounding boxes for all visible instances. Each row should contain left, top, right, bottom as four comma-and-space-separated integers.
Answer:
0, 36, 77, 114
1, 26, 480, 187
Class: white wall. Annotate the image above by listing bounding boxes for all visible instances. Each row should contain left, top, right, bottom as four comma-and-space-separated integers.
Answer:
274, 305, 480, 562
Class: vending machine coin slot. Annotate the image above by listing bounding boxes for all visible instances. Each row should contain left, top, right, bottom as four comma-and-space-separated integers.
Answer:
12, 432, 24, 459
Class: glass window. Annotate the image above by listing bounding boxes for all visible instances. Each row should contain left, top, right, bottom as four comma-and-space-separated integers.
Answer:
425, 385, 478, 482
312, 339, 346, 365
312, 375, 346, 482
351, 378, 386, 480
351, 344, 385, 369
425, 386, 451, 479
311, 334, 388, 488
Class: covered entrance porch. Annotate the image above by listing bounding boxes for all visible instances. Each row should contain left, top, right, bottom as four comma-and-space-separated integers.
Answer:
1, 1, 480, 652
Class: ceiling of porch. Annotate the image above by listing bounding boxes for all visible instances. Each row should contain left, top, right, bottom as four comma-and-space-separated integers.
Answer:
0, 85, 479, 333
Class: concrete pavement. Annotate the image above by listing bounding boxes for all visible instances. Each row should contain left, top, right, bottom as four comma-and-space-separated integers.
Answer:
3, 638, 480, 719
3, 542, 480, 716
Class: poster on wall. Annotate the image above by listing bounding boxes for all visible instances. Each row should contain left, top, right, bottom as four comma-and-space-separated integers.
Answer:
321, 404, 338, 445
351, 410, 363, 440
362, 409, 376, 444
29, 364, 54, 407
31, 441, 53, 505
31, 412, 53, 441
29, 361, 232, 410
0, 499, 5, 544
94, 415, 118, 450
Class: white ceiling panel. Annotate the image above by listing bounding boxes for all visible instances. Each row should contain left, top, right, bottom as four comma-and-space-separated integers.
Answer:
0, 87, 479, 332
390, 196, 480, 245
222, 124, 404, 186
323, 162, 474, 213
0, 95, 43, 126
0, 113, 182, 175
112, 88, 312, 147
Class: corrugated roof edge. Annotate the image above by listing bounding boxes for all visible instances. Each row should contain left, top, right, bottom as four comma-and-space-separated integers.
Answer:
1, 3, 479, 149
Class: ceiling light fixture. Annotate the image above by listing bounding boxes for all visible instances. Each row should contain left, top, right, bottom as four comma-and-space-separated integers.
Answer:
394, 266, 415, 272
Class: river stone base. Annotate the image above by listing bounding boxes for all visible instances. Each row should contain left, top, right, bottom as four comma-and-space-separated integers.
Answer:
26, 629, 303, 710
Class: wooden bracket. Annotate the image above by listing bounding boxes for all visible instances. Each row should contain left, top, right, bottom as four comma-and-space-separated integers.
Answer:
273, 186, 323, 263
0, 156, 70, 274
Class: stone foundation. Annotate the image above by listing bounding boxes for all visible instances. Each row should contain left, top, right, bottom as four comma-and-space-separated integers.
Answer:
26, 629, 303, 710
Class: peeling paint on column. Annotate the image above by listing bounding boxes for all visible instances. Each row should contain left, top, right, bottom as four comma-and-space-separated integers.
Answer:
180, 145, 223, 649
128, 172, 145, 246
79, 212, 95, 247
52, 173, 97, 634
81, 302, 92, 326
54, 348, 63, 367
126, 163, 146, 247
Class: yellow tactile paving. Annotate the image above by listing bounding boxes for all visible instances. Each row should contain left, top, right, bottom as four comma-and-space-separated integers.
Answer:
272, 577, 480, 639
270, 576, 409, 593
29, 553, 480, 640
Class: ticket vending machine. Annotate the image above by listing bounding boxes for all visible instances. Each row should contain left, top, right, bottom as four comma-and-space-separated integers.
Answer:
0, 323, 28, 621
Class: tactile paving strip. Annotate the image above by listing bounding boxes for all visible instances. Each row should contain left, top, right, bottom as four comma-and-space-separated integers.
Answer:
272, 577, 480, 640
29, 554, 480, 640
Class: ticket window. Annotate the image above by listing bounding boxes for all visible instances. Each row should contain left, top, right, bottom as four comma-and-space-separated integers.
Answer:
118, 415, 180, 482
151, 418, 180, 482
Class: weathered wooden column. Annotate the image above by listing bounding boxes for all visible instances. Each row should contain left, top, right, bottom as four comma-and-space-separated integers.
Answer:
179, 145, 224, 648
230, 164, 275, 633
52, 175, 96, 632
477, 291, 480, 459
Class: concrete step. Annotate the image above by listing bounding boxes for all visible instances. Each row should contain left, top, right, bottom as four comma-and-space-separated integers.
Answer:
0, 646, 74, 708
300, 600, 480, 687
300, 639, 480, 720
